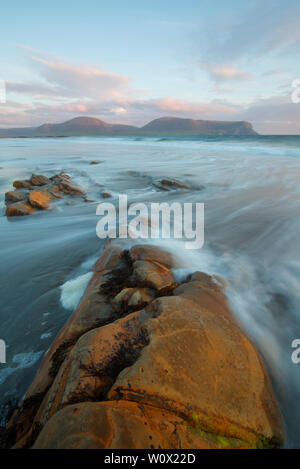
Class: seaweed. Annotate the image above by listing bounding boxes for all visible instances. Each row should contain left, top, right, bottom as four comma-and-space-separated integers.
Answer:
49, 338, 78, 379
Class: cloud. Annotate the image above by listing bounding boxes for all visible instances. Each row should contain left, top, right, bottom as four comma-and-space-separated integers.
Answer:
7, 49, 132, 103
6, 81, 59, 97
197, 0, 300, 63
239, 94, 300, 134
1, 45, 300, 134
203, 64, 252, 82
130, 96, 239, 118
32, 57, 131, 100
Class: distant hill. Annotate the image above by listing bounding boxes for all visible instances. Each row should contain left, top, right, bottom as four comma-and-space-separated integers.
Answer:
0, 116, 258, 137
141, 117, 257, 136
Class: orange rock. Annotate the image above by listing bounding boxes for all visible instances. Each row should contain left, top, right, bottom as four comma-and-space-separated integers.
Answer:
93, 246, 123, 272
108, 293, 284, 448
28, 190, 52, 210
6, 202, 34, 217
8, 245, 284, 450
34, 312, 148, 427
5, 270, 118, 445
133, 260, 178, 294
130, 244, 175, 268
33, 401, 219, 449
13, 180, 32, 189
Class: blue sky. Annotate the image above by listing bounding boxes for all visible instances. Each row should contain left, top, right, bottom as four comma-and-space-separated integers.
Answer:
1, 0, 300, 133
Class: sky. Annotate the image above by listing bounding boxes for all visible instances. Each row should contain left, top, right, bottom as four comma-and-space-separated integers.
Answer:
0, 0, 300, 134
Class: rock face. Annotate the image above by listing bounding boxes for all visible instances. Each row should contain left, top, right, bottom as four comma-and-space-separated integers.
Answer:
5, 173, 86, 217
5, 244, 284, 449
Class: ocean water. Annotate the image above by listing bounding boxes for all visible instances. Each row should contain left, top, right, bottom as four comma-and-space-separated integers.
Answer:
0, 135, 300, 446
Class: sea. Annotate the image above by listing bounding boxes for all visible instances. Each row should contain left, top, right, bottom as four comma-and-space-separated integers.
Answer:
0, 134, 300, 447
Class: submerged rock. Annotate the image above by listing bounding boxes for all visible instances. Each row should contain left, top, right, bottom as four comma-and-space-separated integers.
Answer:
152, 178, 204, 192
152, 178, 190, 191
101, 192, 112, 199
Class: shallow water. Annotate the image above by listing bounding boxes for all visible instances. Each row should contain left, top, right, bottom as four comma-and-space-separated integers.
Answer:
0, 135, 300, 446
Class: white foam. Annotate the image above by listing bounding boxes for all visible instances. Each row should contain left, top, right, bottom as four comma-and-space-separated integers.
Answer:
40, 332, 52, 340
0, 351, 44, 386
60, 271, 93, 311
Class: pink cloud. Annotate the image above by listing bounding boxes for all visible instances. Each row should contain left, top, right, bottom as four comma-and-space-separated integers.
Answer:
33, 57, 131, 100
203, 64, 253, 82
131, 96, 239, 117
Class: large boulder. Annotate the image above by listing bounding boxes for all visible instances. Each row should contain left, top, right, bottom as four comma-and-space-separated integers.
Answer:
7, 244, 284, 450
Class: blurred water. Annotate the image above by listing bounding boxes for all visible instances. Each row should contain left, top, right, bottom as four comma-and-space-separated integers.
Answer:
0, 135, 300, 446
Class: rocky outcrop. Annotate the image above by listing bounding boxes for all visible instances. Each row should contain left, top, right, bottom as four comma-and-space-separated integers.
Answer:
5, 244, 284, 449
5, 173, 86, 217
